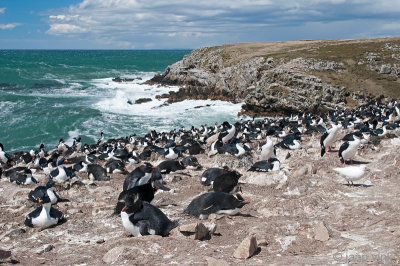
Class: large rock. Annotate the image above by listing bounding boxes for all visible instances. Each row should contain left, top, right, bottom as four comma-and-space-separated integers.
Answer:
233, 235, 258, 259
314, 221, 329, 242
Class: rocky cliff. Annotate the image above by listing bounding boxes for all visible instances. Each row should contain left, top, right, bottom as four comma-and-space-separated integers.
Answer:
149, 37, 400, 116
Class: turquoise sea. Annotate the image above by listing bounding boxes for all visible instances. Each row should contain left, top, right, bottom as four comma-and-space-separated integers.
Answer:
0, 50, 243, 153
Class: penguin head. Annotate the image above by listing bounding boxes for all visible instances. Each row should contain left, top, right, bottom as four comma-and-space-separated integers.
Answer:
151, 179, 170, 191
234, 194, 250, 208
46, 179, 57, 188
38, 194, 52, 205
122, 194, 143, 214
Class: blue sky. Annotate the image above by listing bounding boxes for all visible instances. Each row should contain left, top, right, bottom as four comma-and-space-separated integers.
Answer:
1, 0, 400, 49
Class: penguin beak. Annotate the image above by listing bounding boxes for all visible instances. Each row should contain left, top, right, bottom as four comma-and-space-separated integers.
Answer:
244, 200, 250, 204
38, 199, 43, 203
121, 206, 127, 212
152, 166, 158, 169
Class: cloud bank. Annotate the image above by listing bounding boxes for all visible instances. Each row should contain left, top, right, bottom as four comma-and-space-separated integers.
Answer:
43, 0, 400, 48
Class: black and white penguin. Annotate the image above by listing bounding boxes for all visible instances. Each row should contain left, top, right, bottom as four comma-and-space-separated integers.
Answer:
260, 136, 275, 161
200, 166, 231, 186
28, 180, 63, 205
105, 159, 127, 174
164, 146, 179, 160
114, 179, 170, 215
87, 164, 110, 181
181, 156, 201, 169
15, 169, 38, 185
248, 157, 280, 172
50, 165, 70, 183
121, 194, 177, 237
371, 125, 387, 137
218, 121, 236, 144
24, 194, 64, 229
57, 139, 68, 153
275, 133, 301, 150
208, 140, 223, 157
73, 137, 82, 152
123, 163, 156, 191
157, 160, 186, 175
320, 123, 342, 157
0, 143, 10, 164
212, 170, 242, 193
339, 134, 363, 164
97, 131, 105, 145
184, 192, 249, 219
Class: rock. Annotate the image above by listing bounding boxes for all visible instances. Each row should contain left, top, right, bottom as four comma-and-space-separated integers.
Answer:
0, 249, 11, 260
314, 221, 329, 241
205, 256, 229, 266
195, 223, 210, 240
135, 98, 152, 104
179, 222, 211, 240
233, 235, 258, 259
6, 228, 25, 237
103, 246, 126, 264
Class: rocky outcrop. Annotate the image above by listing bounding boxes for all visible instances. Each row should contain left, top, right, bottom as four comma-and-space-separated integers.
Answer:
149, 38, 400, 116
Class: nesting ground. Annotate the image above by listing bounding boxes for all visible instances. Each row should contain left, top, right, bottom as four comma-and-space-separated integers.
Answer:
1, 129, 400, 265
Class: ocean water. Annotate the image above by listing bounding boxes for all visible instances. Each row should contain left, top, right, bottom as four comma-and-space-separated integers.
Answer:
0, 50, 243, 153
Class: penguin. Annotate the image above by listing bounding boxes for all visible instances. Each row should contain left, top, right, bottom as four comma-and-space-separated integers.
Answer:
218, 122, 236, 144
105, 159, 127, 174
97, 131, 105, 145
164, 147, 179, 160
188, 142, 204, 155
275, 133, 301, 150
114, 179, 170, 215
50, 166, 70, 183
57, 139, 68, 153
260, 136, 276, 161
15, 169, 38, 185
157, 160, 186, 175
28, 180, 64, 205
184, 192, 249, 220
73, 137, 82, 152
200, 166, 231, 186
181, 156, 201, 169
87, 164, 110, 181
320, 123, 342, 156
123, 163, 156, 191
333, 165, 366, 185
208, 140, 223, 157
339, 134, 363, 164
371, 125, 387, 137
24, 194, 64, 229
5, 167, 29, 182
121, 194, 177, 237
0, 143, 10, 164
212, 170, 242, 193
248, 157, 280, 172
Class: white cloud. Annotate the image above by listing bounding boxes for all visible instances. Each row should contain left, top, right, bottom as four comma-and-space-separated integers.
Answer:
0, 23, 20, 30
44, 0, 400, 48
0, 7, 5, 14
47, 23, 88, 34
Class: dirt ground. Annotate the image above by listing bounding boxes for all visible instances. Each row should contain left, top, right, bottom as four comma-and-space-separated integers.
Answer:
1, 128, 400, 265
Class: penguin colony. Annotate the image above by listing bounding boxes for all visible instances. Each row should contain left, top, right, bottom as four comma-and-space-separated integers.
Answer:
0, 100, 399, 238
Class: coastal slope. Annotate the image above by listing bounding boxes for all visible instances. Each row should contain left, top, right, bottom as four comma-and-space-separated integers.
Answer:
150, 37, 400, 116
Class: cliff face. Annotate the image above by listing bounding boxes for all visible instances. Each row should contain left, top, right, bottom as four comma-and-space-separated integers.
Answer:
149, 38, 400, 115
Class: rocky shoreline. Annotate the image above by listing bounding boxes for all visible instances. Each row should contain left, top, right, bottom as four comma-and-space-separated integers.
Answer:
148, 37, 400, 116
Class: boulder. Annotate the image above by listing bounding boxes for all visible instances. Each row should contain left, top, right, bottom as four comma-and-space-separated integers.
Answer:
233, 235, 258, 259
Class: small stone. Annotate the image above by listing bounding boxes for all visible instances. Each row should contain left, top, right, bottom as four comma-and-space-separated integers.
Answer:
205, 256, 229, 266
314, 221, 329, 241
195, 223, 210, 240
179, 223, 197, 233
0, 249, 11, 260
96, 239, 105, 244
233, 235, 258, 259
6, 228, 26, 237
44, 245, 54, 252
103, 246, 126, 264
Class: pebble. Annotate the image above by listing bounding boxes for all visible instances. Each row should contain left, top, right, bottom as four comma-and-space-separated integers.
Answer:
233, 235, 258, 259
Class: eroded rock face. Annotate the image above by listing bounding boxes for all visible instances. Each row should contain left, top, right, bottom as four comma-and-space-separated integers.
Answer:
148, 46, 380, 116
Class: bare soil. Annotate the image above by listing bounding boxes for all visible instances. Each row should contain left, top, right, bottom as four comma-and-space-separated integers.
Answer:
1, 129, 400, 265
